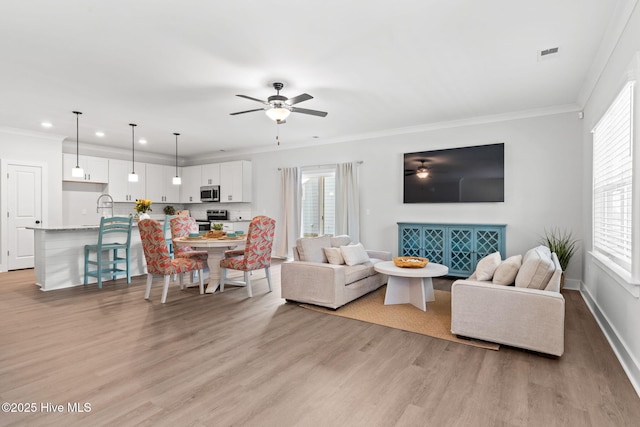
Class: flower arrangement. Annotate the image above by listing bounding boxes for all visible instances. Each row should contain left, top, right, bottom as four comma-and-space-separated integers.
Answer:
135, 199, 153, 214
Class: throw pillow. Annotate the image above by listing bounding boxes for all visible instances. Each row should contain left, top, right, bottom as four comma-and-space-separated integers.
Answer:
474, 251, 502, 281
515, 246, 556, 289
340, 243, 370, 266
323, 247, 345, 265
492, 254, 522, 286
298, 235, 332, 263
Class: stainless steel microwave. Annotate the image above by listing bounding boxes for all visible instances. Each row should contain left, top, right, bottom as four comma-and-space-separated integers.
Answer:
200, 185, 220, 202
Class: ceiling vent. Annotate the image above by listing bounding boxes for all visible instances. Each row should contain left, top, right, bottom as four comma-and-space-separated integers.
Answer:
538, 47, 559, 61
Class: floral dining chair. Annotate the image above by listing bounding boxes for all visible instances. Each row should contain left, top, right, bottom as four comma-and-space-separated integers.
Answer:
169, 216, 209, 263
138, 219, 205, 303
219, 216, 276, 297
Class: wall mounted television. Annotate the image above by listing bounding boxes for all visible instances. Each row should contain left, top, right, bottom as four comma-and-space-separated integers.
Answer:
403, 143, 504, 203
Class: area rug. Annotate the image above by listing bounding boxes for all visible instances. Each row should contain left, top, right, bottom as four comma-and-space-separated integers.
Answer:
300, 286, 499, 350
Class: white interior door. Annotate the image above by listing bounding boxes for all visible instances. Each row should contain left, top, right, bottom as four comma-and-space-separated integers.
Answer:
7, 164, 42, 270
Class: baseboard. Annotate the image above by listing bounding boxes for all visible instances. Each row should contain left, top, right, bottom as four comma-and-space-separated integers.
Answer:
580, 282, 640, 399
563, 277, 581, 290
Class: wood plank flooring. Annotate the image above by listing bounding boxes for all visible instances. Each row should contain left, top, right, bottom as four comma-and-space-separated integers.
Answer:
1, 265, 639, 427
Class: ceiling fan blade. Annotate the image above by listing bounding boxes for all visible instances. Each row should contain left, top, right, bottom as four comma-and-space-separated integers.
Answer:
290, 106, 328, 117
287, 93, 313, 105
230, 108, 265, 116
236, 94, 268, 105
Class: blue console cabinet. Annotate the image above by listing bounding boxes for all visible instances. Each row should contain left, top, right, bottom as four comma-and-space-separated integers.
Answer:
397, 223, 506, 277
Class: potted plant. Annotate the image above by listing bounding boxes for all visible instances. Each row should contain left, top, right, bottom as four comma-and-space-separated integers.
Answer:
163, 205, 176, 216
209, 223, 225, 238
541, 228, 578, 289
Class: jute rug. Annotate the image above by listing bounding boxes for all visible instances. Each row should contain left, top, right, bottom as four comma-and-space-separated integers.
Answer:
300, 286, 499, 350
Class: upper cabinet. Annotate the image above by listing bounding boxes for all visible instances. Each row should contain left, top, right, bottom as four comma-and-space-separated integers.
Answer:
146, 163, 181, 204
220, 160, 252, 203
108, 159, 146, 202
62, 153, 109, 183
201, 163, 220, 186
180, 165, 202, 204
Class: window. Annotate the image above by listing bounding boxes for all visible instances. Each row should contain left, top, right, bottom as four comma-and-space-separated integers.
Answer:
301, 167, 335, 237
592, 81, 635, 273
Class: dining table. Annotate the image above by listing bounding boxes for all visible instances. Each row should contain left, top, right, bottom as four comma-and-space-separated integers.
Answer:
173, 236, 246, 294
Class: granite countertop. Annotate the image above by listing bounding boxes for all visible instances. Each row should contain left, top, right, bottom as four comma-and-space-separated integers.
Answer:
27, 223, 141, 231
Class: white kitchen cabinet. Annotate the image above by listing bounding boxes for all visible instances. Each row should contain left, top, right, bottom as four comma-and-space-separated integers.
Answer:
62, 153, 109, 183
220, 160, 252, 203
146, 163, 181, 204
201, 163, 220, 186
180, 165, 202, 203
108, 159, 146, 202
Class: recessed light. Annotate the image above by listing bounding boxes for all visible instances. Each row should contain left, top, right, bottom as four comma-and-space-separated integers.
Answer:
139, 138, 147, 144
41, 122, 52, 128
95, 131, 105, 137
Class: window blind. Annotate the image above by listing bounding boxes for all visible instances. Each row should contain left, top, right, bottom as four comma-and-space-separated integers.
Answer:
592, 81, 635, 272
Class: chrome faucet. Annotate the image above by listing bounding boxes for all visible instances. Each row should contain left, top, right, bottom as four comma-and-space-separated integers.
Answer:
96, 193, 114, 218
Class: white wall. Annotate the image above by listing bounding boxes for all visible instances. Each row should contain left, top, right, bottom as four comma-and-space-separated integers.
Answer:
236, 111, 583, 284
0, 127, 64, 272
580, 3, 640, 396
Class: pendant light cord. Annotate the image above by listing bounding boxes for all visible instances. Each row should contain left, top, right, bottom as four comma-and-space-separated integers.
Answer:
73, 111, 82, 167
129, 123, 137, 173
174, 133, 180, 176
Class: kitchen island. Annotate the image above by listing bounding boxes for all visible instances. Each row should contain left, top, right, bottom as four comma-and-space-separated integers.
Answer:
28, 224, 147, 291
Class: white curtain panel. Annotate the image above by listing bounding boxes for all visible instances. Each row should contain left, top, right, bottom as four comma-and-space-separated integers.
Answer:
336, 162, 360, 243
278, 167, 302, 258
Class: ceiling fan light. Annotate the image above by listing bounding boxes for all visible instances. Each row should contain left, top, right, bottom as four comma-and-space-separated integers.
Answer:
416, 168, 429, 179
265, 107, 291, 122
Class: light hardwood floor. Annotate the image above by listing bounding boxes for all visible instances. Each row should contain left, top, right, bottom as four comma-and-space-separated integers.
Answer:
1, 264, 639, 427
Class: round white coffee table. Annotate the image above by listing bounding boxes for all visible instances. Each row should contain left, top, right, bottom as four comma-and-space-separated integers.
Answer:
374, 261, 449, 311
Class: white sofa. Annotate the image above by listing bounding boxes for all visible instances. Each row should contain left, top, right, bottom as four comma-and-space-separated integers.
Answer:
281, 235, 392, 309
451, 246, 565, 356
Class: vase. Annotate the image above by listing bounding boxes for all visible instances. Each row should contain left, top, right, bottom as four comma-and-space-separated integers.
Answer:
138, 213, 150, 220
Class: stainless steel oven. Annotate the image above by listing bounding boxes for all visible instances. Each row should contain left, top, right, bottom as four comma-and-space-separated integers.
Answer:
194, 220, 211, 232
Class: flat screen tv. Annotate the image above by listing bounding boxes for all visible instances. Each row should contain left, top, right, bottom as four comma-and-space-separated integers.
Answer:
404, 143, 504, 203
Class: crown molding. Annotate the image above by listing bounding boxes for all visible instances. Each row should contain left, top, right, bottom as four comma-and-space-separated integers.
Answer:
0, 125, 66, 142
185, 103, 582, 162
577, 0, 639, 107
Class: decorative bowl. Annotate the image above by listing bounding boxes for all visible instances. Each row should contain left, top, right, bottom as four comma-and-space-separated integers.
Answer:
188, 233, 200, 238
393, 256, 429, 268
206, 230, 226, 238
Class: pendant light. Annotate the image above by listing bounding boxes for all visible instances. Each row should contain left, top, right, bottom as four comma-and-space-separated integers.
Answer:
71, 111, 84, 178
172, 133, 181, 185
128, 123, 138, 182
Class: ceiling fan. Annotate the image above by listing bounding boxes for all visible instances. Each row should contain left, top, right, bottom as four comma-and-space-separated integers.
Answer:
230, 82, 328, 124
404, 160, 430, 179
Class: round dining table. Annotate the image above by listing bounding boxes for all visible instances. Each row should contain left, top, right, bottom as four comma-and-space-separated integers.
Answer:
173, 236, 246, 294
